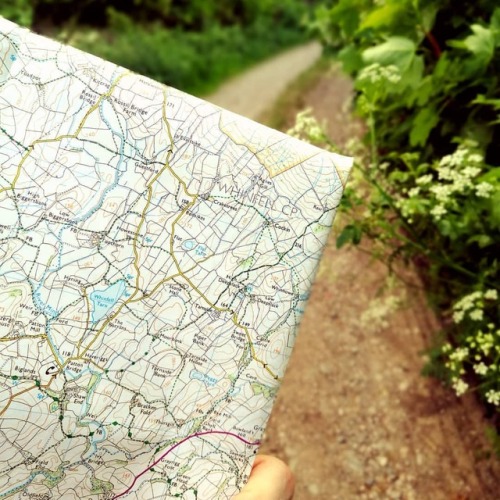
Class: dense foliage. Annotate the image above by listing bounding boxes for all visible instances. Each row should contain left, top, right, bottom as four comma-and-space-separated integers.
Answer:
312, 0, 500, 413
1, 0, 313, 94
73, 8, 306, 95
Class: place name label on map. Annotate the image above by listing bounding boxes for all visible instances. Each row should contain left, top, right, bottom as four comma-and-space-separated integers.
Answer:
212, 181, 299, 216
218, 276, 279, 309
79, 89, 149, 117
135, 161, 159, 174
16, 191, 47, 207
20, 69, 41, 82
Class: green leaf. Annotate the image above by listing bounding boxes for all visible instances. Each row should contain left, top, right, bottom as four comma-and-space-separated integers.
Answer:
449, 24, 495, 69
337, 45, 364, 74
477, 167, 500, 184
396, 54, 424, 97
464, 25, 495, 63
362, 37, 416, 71
414, 75, 434, 105
489, 7, 500, 46
488, 192, 500, 229
359, 2, 406, 30
328, 0, 361, 38
419, 4, 438, 33
432, 52, 451, 80
388, 170, 410, 183
467, 234, 493, 248
410, 107, 439, 146
336, 224, 362, 249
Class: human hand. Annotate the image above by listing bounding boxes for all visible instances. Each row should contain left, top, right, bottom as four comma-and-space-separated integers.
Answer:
233, 455, 295, 500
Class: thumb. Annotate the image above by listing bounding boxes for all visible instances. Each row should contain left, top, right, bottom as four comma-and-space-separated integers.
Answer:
234, 455, 295, 500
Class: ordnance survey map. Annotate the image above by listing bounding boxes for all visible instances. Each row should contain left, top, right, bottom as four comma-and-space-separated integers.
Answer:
0, 18, 351, 499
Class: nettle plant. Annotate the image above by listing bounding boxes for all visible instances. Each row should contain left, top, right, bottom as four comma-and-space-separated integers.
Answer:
308, 0, 500, 411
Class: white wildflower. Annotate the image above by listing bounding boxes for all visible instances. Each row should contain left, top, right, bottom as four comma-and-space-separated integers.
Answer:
429, 184, 452, 203
475, 182, 494, 198
442, 343, 452, 352
386, 68, 402, 84
485, 389, 500, 406
452, 309, 465, 323
449, 347, 469, 362
469, 308, 484, 321
462, 166, 481, 179
408, 187, 420, 197
430, 204, 447, 220
468, 153, 483, 164
484, 289, 498, 301
439, 154, 453, 168
453, 291, 482, 312
452, 378, 468, 396
416, 174, 433, 185
287, 109, 325, 143
358, 63, 401, 85
473, 362, 488, 375
437, 165, 454, 181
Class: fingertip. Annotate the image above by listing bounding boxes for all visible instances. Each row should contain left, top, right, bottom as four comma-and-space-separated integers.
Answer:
234, 455, 295, 500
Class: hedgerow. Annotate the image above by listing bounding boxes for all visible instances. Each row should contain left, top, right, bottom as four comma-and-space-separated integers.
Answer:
310, 0, 500, 415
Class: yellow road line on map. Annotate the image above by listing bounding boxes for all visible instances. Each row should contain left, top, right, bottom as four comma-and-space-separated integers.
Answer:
67, 89, 176, 363
0, 334, 63, 370
46, 87, 280, 381
0, 376, 55, 417
0, 71, 130, 196
73, 160, 172, 361
0, 334, 47, 342
160, 98, 282, 381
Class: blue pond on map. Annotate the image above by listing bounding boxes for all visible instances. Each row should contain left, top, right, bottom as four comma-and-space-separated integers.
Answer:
190, 369, 218, 387
90, 281, 126, 323
181, 240, 207, 256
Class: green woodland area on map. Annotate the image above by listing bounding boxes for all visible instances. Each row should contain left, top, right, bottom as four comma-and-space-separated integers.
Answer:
0, 0, 320, 94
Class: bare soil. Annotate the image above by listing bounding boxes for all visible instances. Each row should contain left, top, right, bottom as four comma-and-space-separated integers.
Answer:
207, 51, 500, 499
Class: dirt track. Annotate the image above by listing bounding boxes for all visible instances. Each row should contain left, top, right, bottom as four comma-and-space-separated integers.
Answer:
206, 42, 322, 120
206, 50, 500, 499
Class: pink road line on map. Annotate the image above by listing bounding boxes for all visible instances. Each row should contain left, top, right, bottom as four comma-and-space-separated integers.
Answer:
112, 430, 261, 499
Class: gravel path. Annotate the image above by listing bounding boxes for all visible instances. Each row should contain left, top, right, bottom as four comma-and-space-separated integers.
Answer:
207, 51, 500, 499
205, 42, 322, 120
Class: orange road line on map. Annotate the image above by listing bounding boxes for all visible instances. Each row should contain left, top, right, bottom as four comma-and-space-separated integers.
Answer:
0, 385, 36, 417
217, 114, 319, 179
76, 288, 93, 353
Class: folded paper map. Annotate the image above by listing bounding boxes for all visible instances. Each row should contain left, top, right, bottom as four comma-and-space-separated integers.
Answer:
0, 18, 352, 499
